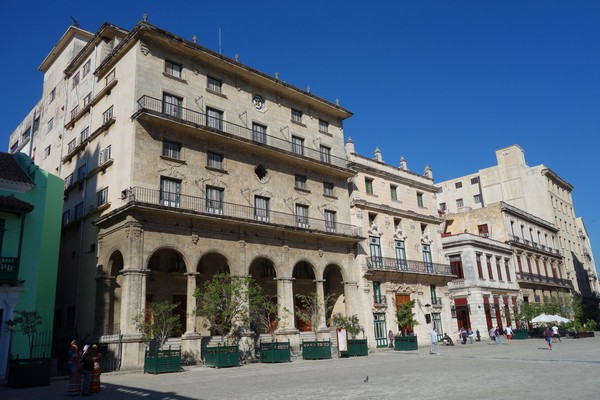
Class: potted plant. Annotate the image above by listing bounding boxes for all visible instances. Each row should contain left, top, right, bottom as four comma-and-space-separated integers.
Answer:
7, 310, 51, 388
194, 273, 267, 368
134, 300, 182, 374
253, 295, 291, 363
332, 314, 367, 357
394, 301, 419, 350
295, 292, 334, 360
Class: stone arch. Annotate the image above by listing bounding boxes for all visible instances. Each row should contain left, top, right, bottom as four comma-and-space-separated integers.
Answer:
146, 247, 188, 336
195, 252, 231, 336
248, 257, 278, 334
100, 250, 124, 333
292, 260, 317, 331
323, 263, 345, 324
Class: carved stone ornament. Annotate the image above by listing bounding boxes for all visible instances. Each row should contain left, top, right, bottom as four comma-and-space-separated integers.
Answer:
191, 233, 199, 244
421, 234, 434, 244
140, 42, 150, 56
394, 227, 407, 241
368, 224, 383, 237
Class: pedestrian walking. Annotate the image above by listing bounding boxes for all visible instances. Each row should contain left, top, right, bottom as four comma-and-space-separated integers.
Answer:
89, 344, 103, 393
505, 325, 513, 344
544, 326, 553, 350
551, 325, 562, 342
81, 345, 94, 396
67, 342, 81, 396
430, 327, 440, 355
388, 330, 394, 349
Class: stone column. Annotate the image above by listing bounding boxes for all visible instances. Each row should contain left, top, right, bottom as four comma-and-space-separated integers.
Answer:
119, 268, 147, 335
184, 272, 199, 335
276, 277, 296, 332
343, 281, 358, 317
314, 279, 328, 337
95, 274, 115, 335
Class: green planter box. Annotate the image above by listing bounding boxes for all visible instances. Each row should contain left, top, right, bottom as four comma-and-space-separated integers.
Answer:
570, 331, 595, 338
144, 347, 182, 374
340, 339, 368, 357
512, 329, 529, 340
394, 335, 418, 351
260, 341, 291, 363
204, 345, 240, 368
8, 358, 51, 388
301, 340, 332, 360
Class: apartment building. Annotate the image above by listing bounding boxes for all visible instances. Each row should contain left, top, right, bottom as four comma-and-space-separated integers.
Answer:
436, 145, 599, 308
442, 202, 570, 332
346, 143, 455, 348
8, 20, 362, 369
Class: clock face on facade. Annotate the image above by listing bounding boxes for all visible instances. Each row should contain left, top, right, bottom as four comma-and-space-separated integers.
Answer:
252, 94, 265, 110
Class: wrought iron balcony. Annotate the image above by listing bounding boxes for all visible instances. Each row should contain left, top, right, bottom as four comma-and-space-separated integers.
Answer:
515, 271, 573, 288
136, 96, 350, 170
0, 257, 19, 282
366, 257, 455, 276
123, 187, 360, 237
508, 235, 561, 256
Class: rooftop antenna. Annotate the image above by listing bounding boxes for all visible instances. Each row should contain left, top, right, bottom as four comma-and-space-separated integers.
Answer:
70, 16, 80, 28
142, 13, 148, 22
218, 28, 222, 54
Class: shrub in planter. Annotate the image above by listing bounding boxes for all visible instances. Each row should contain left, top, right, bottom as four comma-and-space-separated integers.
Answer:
296, 292, 334, 360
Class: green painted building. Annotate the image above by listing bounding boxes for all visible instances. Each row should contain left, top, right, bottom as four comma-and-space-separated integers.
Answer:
0, 152, 63, 381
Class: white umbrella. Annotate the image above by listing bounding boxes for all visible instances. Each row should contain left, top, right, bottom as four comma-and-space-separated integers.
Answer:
531, 314, 570, 324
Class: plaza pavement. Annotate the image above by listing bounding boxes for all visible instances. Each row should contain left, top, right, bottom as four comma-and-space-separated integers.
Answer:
1, 335, 599, 400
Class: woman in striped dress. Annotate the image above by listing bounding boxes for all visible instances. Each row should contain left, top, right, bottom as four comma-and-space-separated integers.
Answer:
89, 344, 102, 393
67, 343, 82, 396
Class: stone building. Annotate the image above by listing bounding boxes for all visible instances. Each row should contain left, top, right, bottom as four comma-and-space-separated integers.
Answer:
345, 143, 454, 348
436, 145, 599, 311
441, 202, 570, 333
8, 20, 363, 369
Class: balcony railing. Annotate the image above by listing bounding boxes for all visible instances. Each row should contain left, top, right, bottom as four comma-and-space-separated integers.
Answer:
508, 235, 560, 255
0, 257, 19, 282
366, 256, 455, 276
124, 187, 359, 237
515, 272, 573, 288
136, 96, 350, 169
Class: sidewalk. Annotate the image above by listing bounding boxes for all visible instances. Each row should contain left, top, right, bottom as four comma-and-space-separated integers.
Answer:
1, 336, 599, 399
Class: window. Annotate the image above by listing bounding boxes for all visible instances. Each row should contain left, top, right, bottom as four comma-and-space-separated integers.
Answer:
365, 178, 374, 195
62, 210, 71, 226
486, 256, 494, 280
103, 106, 113, 124
80, 127, 90, 143
71, 106, 79, 120
163, 94, 182, 118
471, 177, 479, 184
77, 164, 87, 180
44, 145, 51, 158
319, 119, 329, 133
496, 257, 503, 281
325, 210, 336, 232
160, 177, 181, 207
422, 244, 433, 272
295, 174, 307, 190
505, 259, 511, 282
254, 196, 269, 222
252, 123, 267, 144
75, 202, 84, 220
206, 186, 224, 214
417, 192, 424, 207
369, 236, 382, 268
439, 202, 447, 211
291, 109, 302, 123
64, 174, 74, 189
49, 88, 56, 103
165, 60, 182, 78
456, 198, 464, 208
83, 60, 91, 77
22, 126, 31, 140
68, 139, 77, 153
206, 107, 223, 130
47, 118, 54, 132
207, 76, 222, 93
72, 72, 80, 88
99, 145, 111, 165
474, 194, 482, 204
162, 141, 181, 159
83, 93, 92, 107
296, 204, 309, 228
395, 240, 407, 270
33, 117, 40, 133
319, 145, 331, 163
323, 182, 334, 196
97, 187, 108, 206
476, 254, 484, 279
10, 142, 18, 153
373, 281, 382, 304
207, 152, 223, 170
390, 185, 398, 201
478, 224, 489, 237
292, 136, 304, 155
455, 181, 462, 189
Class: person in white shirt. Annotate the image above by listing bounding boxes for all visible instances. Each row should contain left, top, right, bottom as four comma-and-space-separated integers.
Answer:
551, 325, 561, 342
505, 325, 514, 344
430, 327, 440, 355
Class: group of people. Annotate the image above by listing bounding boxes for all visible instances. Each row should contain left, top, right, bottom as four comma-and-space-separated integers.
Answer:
68, 340, 102, 396
488, 325, 514, 345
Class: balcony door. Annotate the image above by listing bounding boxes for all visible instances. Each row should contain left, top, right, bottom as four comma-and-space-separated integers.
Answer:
160, 177, 181, 207
369, 236, 382, 268
373, 313, 388, 348
395, 240, 407, 270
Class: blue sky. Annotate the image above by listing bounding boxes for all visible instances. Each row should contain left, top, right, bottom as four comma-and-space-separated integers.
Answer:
1, 1, 599, 274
